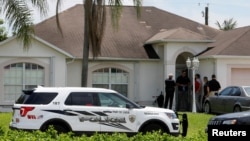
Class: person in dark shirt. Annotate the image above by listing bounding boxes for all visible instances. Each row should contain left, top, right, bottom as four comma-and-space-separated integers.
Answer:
164, 73, 176, 109
208, 74, 221, 96
176, 70, 190, 111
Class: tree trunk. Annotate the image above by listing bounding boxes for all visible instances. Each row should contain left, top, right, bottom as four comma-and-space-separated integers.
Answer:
81, 4, 90, 87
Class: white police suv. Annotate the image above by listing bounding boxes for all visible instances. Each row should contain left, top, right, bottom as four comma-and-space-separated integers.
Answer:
9, 86, 185, 136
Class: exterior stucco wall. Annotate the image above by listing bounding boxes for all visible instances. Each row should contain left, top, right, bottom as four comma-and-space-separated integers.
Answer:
198, 58, 216, 85
198, 56, 250, 90
216, 57, 250, 89
67, 59, 163, 106
163, 42, 209, 77
0, 38, 68, 108
86, 60, 162, 105
3, 37, 250, 112
66, 59, 82, 87
134, 61, 162, 105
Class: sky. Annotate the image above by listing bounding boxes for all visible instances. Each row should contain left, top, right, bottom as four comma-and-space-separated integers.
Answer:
143, 0, 250, 28
35, 0, 250, 29
1, 0, 250, 32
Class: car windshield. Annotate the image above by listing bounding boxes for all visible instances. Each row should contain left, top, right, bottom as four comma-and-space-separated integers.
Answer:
116, 92, 142, 108
243, 86, 250, 96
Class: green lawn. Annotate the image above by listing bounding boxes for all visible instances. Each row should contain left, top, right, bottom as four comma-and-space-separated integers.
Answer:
0, 112, 12, 131
183, 112, 214, 137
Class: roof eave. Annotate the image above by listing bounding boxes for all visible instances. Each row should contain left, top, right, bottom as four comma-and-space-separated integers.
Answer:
88, 57, 160, 61
145, 39, 215, 45
0, 36, 16, 46
33, 35, 74, 58
198, 55, 250, 59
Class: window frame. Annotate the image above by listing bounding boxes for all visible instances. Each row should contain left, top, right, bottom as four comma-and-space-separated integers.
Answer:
3, 62, 45, 102
92, 67, 129, 96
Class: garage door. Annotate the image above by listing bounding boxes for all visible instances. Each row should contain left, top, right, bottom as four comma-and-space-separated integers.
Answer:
231, 68, 250, 85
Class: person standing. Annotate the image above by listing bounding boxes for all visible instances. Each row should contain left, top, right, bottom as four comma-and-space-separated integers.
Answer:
164, 73, 176, 109
202, 76, 209, 111
176, 70, 190, 111
195, 74, 202, 112
207, 74, 221, 96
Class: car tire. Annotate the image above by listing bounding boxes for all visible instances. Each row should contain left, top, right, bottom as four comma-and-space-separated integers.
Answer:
141, 123, 165, 134
204, 102, 211, 114
45, 124, 68, 134
233, 105, 241, 112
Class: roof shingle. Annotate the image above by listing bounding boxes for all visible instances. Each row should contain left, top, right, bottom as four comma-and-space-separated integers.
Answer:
34, 4, 220, 59
146, 27, 213, 44
201, 26, 250, 56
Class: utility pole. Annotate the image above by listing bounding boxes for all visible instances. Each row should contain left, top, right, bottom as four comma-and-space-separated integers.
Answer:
200, 3, 209, 26
205, 6, 208, 25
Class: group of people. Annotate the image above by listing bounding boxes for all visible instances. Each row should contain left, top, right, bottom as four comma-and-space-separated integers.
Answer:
163, 70, 221, 112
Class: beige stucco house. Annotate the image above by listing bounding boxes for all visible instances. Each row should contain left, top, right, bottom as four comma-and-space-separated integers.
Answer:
1, 5, 250, 112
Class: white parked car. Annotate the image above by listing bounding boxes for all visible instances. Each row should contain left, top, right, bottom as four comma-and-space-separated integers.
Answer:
9, 86, 186, 136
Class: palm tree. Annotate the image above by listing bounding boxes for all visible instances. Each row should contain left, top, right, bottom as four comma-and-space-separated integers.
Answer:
215, 18, 237, 31
1, 0, 142, 87
83, 0, 142, 86
0, 0, 48, 50
0, 19, 8, 41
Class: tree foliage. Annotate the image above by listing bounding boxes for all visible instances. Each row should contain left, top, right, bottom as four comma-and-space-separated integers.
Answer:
0, 19, 8, 41
0, 0, 48, 50
215, 18, 237, 31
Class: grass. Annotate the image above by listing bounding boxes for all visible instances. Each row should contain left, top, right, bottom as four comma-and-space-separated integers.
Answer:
183, 112, 214, 137
0, 112, 216, 140
0, 112, 12, 131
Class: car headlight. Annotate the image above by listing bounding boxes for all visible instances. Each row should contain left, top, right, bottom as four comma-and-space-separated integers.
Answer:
222, 119, 237, 125
165, 112, 178, 119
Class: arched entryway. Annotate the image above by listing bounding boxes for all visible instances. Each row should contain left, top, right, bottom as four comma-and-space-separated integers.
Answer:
175, 52, 194, 111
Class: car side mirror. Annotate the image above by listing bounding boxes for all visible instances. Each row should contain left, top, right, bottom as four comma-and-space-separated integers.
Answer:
126, 103, 133, 109
236, 93, 241, 96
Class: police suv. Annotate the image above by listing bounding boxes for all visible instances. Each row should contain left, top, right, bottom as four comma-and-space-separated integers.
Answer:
9, 86, 184, 136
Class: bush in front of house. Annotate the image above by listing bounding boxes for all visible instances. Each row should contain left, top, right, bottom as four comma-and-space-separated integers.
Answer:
0, 126, 206, 141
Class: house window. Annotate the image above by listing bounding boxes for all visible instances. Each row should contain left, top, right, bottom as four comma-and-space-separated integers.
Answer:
4, 63, 45, 101
92, 68, 128, 96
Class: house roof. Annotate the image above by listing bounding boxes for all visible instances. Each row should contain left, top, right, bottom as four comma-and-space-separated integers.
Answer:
34, 4, 220, 59
145, 27, 214, 44
200, 26, 250, 56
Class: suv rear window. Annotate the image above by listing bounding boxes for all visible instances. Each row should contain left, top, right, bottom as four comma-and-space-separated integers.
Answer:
16, 90, 58, 104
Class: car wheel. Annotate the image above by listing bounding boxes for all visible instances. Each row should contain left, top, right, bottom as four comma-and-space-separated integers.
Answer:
141, 123, 165, 134
45, 124, 68, 134
204, 102, 211, 114
233, 105, 241, 112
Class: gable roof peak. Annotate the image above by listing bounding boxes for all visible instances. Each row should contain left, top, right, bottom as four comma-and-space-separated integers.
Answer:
146, 27, 213, 44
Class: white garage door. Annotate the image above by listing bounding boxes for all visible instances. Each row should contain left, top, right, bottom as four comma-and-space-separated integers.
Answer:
231, 68, 250, 85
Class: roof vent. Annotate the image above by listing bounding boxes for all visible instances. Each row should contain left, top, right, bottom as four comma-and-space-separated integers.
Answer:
197, 26, 203, 30
160, 29, 167, 32
140, 21, 146, 24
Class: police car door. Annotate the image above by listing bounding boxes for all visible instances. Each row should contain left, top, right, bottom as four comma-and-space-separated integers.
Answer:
63, 92, 101, 132
97, 92, 137, 133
